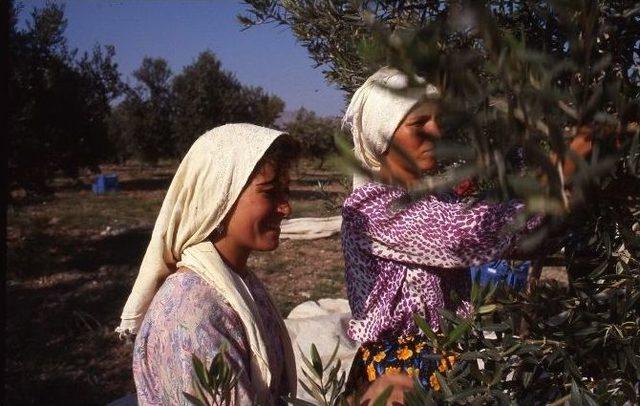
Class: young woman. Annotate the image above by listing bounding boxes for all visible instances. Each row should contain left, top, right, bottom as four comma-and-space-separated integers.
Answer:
116, 124, 299, 405
340, 67, 593, 392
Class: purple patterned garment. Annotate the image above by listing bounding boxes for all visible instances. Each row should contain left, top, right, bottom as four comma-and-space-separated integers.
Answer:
342, 182, 539, 343
132, 269, 287, 405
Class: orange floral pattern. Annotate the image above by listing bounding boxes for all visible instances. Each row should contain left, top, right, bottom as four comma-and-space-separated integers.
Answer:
373, 351, 386, 362
366, 363, 377, 381
350, 334, 438, 388
432, 352, 457, 390
396, 346, 413, 360
384, 366, 402, 376
429, 373, 441, 391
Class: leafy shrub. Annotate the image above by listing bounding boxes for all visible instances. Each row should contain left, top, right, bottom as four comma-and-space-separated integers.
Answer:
184, 349, 239, 406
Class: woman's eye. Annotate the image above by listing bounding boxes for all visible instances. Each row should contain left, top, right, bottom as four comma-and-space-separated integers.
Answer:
411, 120, 427, 128
411, 117, 430, 126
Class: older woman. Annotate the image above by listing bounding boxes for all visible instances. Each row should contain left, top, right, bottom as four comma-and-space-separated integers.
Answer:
116, 124, 299, 405
340, 67, 593, 392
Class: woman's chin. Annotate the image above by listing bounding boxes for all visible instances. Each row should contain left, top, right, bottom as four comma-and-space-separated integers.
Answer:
418, 159, 437, 173
255, 231, 280, 251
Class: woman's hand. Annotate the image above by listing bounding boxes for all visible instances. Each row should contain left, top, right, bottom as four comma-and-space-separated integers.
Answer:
561, 125, 594, 178
568, 125, 594, 157
358, 373, 415, 406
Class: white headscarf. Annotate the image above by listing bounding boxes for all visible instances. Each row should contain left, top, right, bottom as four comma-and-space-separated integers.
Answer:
116, 123, 296, 404
342, 66, 440, 187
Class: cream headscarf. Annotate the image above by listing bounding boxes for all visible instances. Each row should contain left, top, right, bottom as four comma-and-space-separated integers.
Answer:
342, 66, 440, 188
116, 123, 296, 404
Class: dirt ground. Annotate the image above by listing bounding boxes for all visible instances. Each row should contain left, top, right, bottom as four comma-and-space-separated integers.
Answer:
5, 159, 566, 405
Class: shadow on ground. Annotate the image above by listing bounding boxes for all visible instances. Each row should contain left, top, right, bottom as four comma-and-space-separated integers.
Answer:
119, 176, 171, 192
5, 227, 151, 405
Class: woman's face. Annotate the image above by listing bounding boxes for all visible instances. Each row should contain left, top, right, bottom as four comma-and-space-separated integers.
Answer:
383, 101, 442, 184
223, 161, 291, 252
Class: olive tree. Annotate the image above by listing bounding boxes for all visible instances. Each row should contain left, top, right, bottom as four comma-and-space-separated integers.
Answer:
239, 1, 640, 403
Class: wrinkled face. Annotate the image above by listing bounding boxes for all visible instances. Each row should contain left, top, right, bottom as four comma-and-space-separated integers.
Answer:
223, 161, 291, 252
384, 101, 442, 182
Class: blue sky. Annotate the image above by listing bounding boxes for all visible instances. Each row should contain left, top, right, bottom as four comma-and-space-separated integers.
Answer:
17, 0, 346, 117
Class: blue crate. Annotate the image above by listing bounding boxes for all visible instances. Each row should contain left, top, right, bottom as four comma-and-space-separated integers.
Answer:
92, 174, 119, 194
470, 260, 530, 291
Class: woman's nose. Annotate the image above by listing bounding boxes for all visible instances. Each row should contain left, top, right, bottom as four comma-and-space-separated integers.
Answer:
423, 118, 442, 139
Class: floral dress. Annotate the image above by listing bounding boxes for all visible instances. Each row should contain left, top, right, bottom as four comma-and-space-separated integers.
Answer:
132, 269, 288, 405
341, 182, 540, 387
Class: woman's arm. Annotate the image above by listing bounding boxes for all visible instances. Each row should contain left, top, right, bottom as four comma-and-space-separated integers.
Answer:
343, 184, 539, 269
343, 126, 604, 269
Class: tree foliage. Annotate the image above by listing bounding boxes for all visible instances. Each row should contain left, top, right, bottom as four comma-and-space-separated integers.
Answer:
241, 0, 639, 95
171, 51, 285, 155
8, 2, 123, 193
242, 0, 640, 403
171, 50, 285, 155
172, 51, 246, 155
109, 57, 175, 164
113, 50, 286, 160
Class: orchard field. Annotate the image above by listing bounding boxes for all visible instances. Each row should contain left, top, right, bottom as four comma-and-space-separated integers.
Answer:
8, 1, 638, 404
5, 158, 571, 405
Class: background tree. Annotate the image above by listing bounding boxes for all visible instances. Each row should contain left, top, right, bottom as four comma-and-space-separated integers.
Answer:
242, 1, 640, 403
239, 85, 285, 127
172, 51, 285, 155
8, 2, 123, 194
285, 107, 339, 169
109, 57, 174, 164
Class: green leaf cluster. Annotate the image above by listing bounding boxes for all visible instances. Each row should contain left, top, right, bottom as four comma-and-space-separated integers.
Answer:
184, 349, 240, 406
287, 340, 348, 406
397, 264, 640, 405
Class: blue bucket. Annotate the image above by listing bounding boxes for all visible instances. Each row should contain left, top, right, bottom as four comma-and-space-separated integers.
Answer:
92, 174, 119, 194
470, 260, 530, 291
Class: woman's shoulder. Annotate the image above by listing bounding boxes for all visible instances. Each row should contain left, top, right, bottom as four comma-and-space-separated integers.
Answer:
344, 181, 405, 209
160, 268, 216, 300
138, 269, 248, 356
343, 181, 453, 218
133, 272, 251, 405
151, 269, 243, 327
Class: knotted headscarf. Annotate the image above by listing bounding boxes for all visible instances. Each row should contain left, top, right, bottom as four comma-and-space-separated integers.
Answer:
116, 123, 297, 404
342, 66, 440, 187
